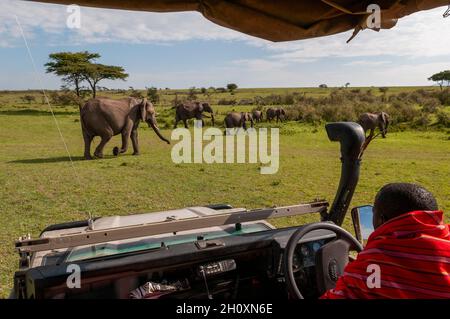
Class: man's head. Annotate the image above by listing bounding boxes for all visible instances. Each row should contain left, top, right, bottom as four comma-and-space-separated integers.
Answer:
373, 183, 438, 229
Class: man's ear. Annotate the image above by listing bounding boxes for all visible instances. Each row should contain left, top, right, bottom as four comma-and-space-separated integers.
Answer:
140, 98, 147, 121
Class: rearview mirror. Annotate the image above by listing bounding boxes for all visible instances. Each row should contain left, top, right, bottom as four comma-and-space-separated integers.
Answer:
351, 205, 374, 245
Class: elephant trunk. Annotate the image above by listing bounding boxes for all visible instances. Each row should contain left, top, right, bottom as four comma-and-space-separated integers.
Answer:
149, 121, 170, 144
210, 112, 215, 126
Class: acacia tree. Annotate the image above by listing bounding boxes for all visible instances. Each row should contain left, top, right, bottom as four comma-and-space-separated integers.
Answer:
45, 52, 99, 97
45, 51, 128, 98
227, 83, 238, 93
82, 63, 128, 98
428, 71, 450, 90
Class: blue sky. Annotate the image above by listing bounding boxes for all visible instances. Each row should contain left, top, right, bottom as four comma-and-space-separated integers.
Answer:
1, 1, 449, 89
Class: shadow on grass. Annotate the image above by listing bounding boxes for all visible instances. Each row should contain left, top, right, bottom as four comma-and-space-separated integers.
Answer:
8, 154, 133, 164
0, 109, 79, 116
8, 156, 86, 164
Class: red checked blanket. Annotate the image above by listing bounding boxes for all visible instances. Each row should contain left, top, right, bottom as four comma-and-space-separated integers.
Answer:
321, 210, 450, 299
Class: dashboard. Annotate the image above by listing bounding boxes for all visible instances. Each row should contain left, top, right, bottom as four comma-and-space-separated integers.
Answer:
293, 239, 328, 270
16, 225, 337, 299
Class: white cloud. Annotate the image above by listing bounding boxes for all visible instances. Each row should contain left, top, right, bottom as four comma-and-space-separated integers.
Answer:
1, 1, 449, 88
2, 0, 449, 60
231, 59, 287, 71
258, 7, 450, 61
0, 0, 248, 47
344, 60, 391, 67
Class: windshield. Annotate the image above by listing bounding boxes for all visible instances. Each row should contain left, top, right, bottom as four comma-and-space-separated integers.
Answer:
7, 1, 450, 302
65, 223, 270, 262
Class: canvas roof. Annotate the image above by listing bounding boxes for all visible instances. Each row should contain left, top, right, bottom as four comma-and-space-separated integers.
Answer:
30, 0, 449, 42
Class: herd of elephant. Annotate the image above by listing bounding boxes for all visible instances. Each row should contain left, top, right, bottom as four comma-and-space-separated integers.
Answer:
173, 101, 287, 130
80, 97, 389, 160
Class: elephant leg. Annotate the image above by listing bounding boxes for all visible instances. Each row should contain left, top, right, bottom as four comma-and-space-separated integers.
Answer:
366, 128, 375, 141
119, 130, 131, 154
131, 129, 140, 155
83, 131, 94, 160
183, 119, 188, 129
94, 134, 112, 158
174, 115, 180, 129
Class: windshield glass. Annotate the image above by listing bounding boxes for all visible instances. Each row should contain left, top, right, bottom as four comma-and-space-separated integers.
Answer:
66, 223, 270, 262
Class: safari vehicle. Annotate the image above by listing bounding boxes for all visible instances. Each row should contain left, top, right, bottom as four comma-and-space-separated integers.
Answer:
13, 122, 374, 299
13, 0, 448, 300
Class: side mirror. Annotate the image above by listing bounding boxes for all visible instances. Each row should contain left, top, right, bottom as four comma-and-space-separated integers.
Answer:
351, 205, 375, 245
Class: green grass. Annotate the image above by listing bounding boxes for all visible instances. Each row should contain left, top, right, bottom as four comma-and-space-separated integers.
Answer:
0, 88, 449, 298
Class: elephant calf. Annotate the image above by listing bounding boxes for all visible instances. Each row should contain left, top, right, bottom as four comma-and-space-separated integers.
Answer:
266, 107, 286, 123
224, 112, 254, 133
173, 101, 214, 128
80, 97, 170, 160
252, 110, 263, 123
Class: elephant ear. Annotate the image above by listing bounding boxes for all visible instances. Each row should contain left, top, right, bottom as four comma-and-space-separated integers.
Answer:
197, 102, 204, 113
140, 98, 147, 121
381, 112, 389, 127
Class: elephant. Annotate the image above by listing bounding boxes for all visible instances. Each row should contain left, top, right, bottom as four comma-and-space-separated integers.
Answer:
224, 112, 254, 132
266, 107, 286, 122
80, 97, 170, 160
252, 110, 263, 123
173, 101, 214, 128
358, 112, 390, 138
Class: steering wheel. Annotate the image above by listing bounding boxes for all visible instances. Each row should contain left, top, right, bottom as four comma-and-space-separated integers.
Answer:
283, 222, 363, 299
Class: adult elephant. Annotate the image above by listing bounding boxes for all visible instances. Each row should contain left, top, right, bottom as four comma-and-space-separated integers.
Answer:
80, 97, 170, 160
173, 101, 214, 128
224, 112, 254, 131
252, 110, 263, 123
358, 112, 390, 138
266, 107, 286, 122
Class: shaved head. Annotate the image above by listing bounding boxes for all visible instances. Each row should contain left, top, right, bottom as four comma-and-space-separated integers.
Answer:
373, 183, 438, 228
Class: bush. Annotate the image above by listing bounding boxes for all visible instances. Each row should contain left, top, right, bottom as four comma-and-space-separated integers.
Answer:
294, 104, 321, 124
436, 89, 450, 105
286, 88, 446, 130
217, 98, 236, 105
21, 95, 36, 104
412, 114, 431, 128
238, 98, 254, 105
436, 110, 450, 127
388, 101, 420, 124
253, 93, 297, 106
420, 97, 441, 113
129, 89, 144, 99
187, 87, 197, 101
146, 87, 160, 104
49, 90, 80, 106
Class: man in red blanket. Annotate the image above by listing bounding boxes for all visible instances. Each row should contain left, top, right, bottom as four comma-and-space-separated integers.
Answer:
322, 183, 450, 299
